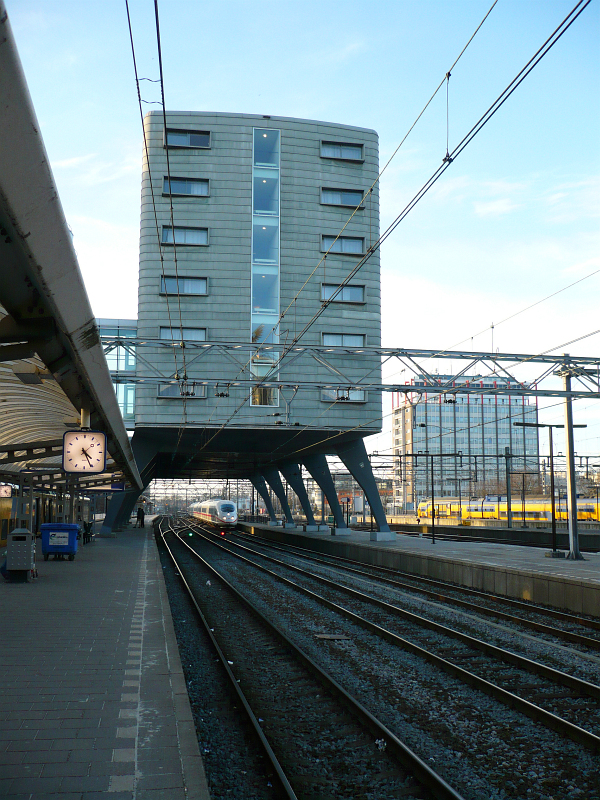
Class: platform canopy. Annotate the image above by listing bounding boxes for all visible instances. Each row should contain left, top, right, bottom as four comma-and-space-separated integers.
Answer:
0, 3, 142, 492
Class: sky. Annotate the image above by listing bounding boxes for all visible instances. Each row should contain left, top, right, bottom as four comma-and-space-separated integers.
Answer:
7, 0, 600, 462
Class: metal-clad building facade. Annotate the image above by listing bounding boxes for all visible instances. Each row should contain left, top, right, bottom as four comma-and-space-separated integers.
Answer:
135, 111, 381, 436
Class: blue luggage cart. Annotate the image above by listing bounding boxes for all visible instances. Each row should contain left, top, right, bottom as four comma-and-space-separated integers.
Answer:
41, 523, 79, 561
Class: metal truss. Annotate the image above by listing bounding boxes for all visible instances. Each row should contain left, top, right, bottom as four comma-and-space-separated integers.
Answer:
101, 336, 600, 400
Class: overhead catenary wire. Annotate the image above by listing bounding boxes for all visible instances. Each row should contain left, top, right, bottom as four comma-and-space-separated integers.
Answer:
153, 0, 190, 456
266, 0, 593, 384
191, 0, 500, 454
125, 0, 180, 384
125, 0, 189, 460
218, 0, 594, 457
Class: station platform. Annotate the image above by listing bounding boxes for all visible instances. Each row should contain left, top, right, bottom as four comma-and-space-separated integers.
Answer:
238, 522, 600, 617
0, 527, 209, 800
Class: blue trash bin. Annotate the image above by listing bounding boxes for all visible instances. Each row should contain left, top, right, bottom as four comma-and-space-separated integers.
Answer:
41, 523, 79, 561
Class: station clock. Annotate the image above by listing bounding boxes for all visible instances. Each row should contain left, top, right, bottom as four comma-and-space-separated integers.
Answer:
62, 430, 107, 474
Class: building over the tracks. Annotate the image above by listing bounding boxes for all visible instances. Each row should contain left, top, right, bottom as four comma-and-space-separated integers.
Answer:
392, 375, 540, 511
103, 111, 393, 538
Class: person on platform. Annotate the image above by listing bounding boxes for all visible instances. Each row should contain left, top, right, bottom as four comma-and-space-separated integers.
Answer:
136, 506, 145, 528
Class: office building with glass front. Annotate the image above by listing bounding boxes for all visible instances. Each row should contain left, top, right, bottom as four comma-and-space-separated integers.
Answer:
392, 375, 540, 511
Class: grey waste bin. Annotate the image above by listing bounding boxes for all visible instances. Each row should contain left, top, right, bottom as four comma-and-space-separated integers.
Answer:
7, 528, 36, 581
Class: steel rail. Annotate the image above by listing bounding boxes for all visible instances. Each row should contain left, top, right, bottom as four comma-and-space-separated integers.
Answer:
186, 521, 600, 753
237, 526, 600, 633
157, 518, 299, 799
165, 519, 467, 800
195, 523, 600, 698
229, 528, 600, 649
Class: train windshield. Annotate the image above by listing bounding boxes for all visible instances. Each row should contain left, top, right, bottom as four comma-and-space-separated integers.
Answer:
221, 504, 236, 513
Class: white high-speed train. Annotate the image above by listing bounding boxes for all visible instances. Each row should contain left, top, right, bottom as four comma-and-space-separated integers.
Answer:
190, 499, 238, 530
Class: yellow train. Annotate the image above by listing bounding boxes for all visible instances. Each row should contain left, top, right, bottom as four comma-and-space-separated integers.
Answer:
417, 496, 599, 523
0, 492, 91, 546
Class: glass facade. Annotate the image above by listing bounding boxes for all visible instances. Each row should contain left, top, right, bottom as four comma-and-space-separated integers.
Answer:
97, 320, 137, 428
251, 128, 280, 407
392, 376, 540, 508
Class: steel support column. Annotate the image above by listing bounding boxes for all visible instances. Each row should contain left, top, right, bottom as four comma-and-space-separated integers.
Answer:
302, 453, 347, 530
334, 439, 394, 541
249, 475, 277, 523
262, 468, 294, 525
562, 370, 583, 560
278, 462, 317, 527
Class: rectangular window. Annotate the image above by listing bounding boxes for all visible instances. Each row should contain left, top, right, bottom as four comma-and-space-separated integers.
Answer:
160, 276, 208, 295
113, 383, 136, 418
165, 129, 210, 148
252, 217, 279, 263
161, 226, 208, 245
158, 383, 207, 399
253, 129, 280, 167
163, 177, 209, 196
321, 141, 363, 161
321, 388, 366, 403
159, 327, 206, 342
251, 386, 279, 407
321, 188, 364, 207
322, 235, 364, 255
253, 167, 279, 215
322, 333, 366, 347
321, 284, 365, 303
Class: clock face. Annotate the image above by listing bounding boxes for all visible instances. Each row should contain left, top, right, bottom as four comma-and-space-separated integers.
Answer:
63, 431, 107, 474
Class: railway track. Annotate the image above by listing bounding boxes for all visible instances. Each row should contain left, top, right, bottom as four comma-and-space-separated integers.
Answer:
159, 518, 465, 800
231, 525, 600, 643
162, 517, 600, 799
183, 519, 600, 754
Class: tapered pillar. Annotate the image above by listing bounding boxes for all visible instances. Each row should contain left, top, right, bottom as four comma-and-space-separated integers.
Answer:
262, 467, 294, 525
101, 433, 156, 535
302, 453, 347, 530
334, 438, 394, 541
101, 488, 143, 535
278, 462, 316, 527
249, 474, 277, 523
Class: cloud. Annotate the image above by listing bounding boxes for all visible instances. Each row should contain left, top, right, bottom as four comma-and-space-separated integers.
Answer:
52, 153, 140, 187
318, 40, 368, 65
543, 177, 600, 224
52, 154, 96, 169
473, 197, 519, 217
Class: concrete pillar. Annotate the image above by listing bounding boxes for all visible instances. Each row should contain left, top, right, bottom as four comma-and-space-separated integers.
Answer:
249, 475, 277, 523
114, 491, 141, 530
262, 467, 294, 525
278, 462, 317, 528
100, 433, 157, 535
334, 438, 394, 541
100, 490, 134, 536
302, 453, 347, 530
